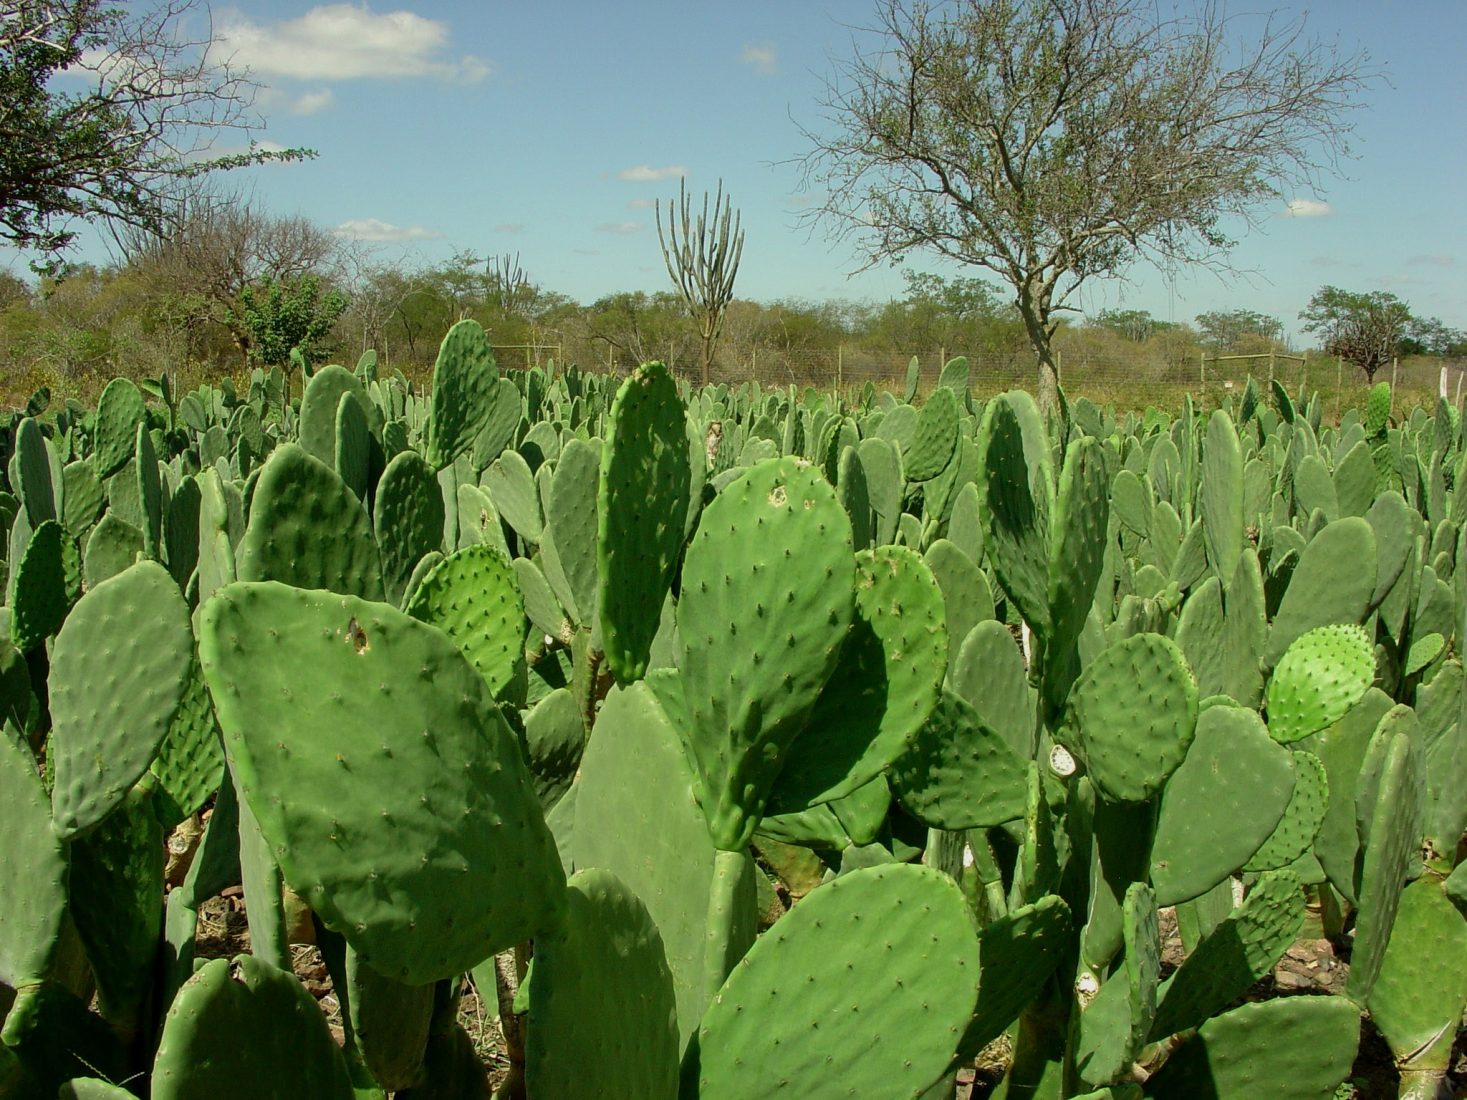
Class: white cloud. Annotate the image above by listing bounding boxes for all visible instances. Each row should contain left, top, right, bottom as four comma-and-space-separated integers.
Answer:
494, 223, 526, 234
741, 43, 777, 76
596, 222, 643, 235
333, 218, 443, 242
217, 6, 490, 83
291, 89, 335, 115
627, 198, 656, 210
1283, 198, 1334, 218
617, 165, 686, 182
1408, 255, 1454, 268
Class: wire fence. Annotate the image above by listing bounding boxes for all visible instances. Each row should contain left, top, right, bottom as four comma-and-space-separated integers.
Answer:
628, 345, 1465, 421
7, 337, 1460, 424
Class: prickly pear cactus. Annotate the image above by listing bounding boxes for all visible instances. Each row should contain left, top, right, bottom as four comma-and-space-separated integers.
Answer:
48, 559, 193, 837
199, 582, 565, 983
236, 443, 385, 600
1144, 995, 1359, 1100
773, 544, 947, 809
677, 456, 854, 850
151, 955, 355, 1099
426, 320, 498, 470
687, 865, 979, 1100
526, 868, 679, 1099
1366, 877, 1467, 1096
1265, 624, 1373, 743
404, 545, 527, 708
1149, 869, 1305, 1039
1365, 380, 1392, 438
1061, 633, 1198, 804
598, 362, 691, 684
575, 681, 758, 1053
0, 727, 66, 987
1149, 704, 1295, 906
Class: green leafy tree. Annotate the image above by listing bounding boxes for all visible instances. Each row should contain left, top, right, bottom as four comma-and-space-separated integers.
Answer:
1400, 316, 1467, 359
798, 0, 1375, 414
868, 270, 1022, 355
239, 274, 347, 384
1299, 286, 1412, 381
0, 0, 313, 274
1194, 309, 1285, 352
1090, 308, 1171, 344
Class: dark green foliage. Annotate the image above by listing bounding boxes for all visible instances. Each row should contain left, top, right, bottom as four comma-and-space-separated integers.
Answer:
239, 274, 347, 369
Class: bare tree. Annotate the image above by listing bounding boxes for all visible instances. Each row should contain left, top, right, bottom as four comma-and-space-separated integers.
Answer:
117, 180, 340, 364
797, 0, 1377, 414
657, 177, 745, 386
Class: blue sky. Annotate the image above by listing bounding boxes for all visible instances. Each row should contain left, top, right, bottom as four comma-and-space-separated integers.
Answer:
16, 1, 1467, 342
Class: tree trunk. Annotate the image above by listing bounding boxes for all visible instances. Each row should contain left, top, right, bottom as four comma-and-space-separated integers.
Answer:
1016, 295, 1060, 418
700, 331, 713, 388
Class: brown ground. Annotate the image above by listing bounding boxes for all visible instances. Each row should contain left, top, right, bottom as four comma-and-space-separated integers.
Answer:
187, 885, 1461, 1099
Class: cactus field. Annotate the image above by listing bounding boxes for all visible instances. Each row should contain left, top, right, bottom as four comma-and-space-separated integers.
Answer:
1, 321, 1464, 1098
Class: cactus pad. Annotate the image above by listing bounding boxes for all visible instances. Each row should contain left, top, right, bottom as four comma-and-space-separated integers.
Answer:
688, 864, 979, 1100
1144, 995, 1359, 1100
1048, 435, 1110, 656
404, 545, 527, 707
426, 320, 498, 470
903, 385, 959, 481
677, 456, 854, 850
236, 443, 384, 600
548, 437, 601, 624
1149, 705, 1295, 906
1243, 752, 1328, 872
982, 394, 1052, 637
521, 687, 584, 811
1148, 869, 1305, 1039
526, 868, 679, 1099
575, 680, 758, 1053
599, 363, 691, 684
1265, 624, 1373, 744
150, 653, 227, 828
199, 581, 565, 984
49, 560, 193, 837
67, 794, 162, 1026
1347, 717, 1425, 1003
1366, 877, 1467, 1079
374, 450, 445, 607
774, 545, 947, 807
958, 893, 1072, 1059
1365, 380, 1392, 437
0, 729, 65, 986
93, 377, 148, 478
151, 955, 354, 1098
1200, 410, 1244, 583
9, 517, 70, 654
890, 688, 1028, 829
1062, 633, 1198, 803
1264, 517, 1376, 667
